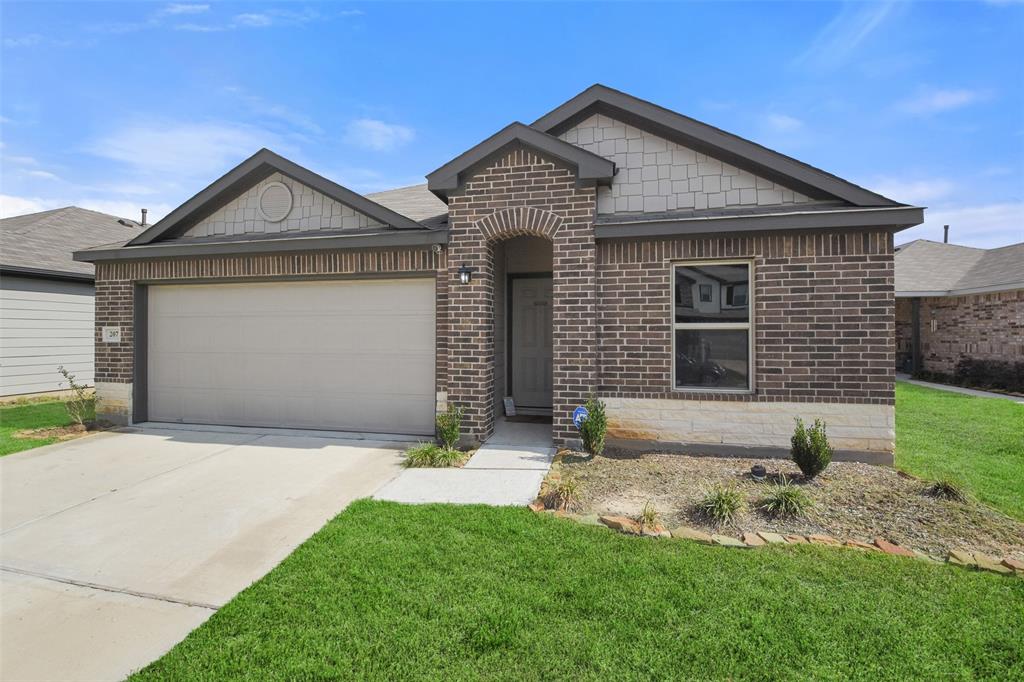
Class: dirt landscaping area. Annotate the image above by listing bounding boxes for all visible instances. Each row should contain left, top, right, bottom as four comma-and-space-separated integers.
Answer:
554, 452, 1024, 560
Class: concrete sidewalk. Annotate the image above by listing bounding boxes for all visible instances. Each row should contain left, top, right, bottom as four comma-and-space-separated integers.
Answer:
374, 419, 554, 505
897, 374, 1024, 404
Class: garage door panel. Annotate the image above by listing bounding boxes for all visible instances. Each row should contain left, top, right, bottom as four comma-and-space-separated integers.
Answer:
147, 279, 435, 434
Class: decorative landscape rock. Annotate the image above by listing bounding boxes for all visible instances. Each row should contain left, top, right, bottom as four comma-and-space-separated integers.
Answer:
784, 534, 808, 544
599, 515, 642, 535
1001, 557, 1024, 573
528, 500, 545, 513
742, 532, 766, 547
974, 553, 1013, 575
947, 549, 975, 567
671, 527, 715, 544
873, 538, 916, 558
843, 540, 879, 551
757, 531, 787, 544
808, 534, 841, 546
711, 534, 749, 548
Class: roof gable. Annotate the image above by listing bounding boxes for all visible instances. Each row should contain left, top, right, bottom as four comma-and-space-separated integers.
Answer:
532, 84, 899, 208
426, 122, 615, 201
129, 148, 425, 246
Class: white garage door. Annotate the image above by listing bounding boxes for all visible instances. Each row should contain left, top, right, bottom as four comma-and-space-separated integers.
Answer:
147, 278, 435, 435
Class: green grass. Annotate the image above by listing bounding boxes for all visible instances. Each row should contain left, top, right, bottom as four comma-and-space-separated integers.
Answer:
134, 501, 1023, 681
896, 381, 1024, 519
0, 398, 92, 456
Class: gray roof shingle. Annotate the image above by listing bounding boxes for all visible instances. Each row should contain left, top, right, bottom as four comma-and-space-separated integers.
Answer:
1, 207, 143, 277
366, 184, 448, 224
895, 239, 1024, 295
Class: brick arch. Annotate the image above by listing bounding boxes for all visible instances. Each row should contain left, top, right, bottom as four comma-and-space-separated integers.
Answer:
474, 206, 563, 242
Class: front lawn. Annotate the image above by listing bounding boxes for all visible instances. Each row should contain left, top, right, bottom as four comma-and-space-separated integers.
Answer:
0, 398, 94, 456
896, 381, 1024, 519
134, 501, 1023, 680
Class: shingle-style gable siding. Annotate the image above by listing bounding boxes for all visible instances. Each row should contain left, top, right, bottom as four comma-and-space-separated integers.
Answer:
181, 172, 386, 239
560, 114, 816, 215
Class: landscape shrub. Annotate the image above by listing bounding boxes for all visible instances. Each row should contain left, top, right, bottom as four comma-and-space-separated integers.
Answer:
638, 500, 660, 531
57, 365, 92, 427
791, 418, 833, 479
403, 443, 464, 468
913, 358, 1024, 394
758, 476, 812, 518
696, 484, 743, 526
579, 396, 607, 456
543, 477, 582, 512
436, 403, 463, 449
923, 478, 970, 503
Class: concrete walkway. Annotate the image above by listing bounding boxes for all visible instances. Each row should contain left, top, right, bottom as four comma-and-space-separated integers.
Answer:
1, 425, 406, 682
374, 419, 554, 505
897, 374, 1024, 404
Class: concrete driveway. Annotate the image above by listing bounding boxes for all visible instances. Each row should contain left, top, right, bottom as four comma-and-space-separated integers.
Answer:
0, 424, 406, 681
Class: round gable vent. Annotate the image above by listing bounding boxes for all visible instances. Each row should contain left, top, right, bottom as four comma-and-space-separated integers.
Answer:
258, 182, 293, 222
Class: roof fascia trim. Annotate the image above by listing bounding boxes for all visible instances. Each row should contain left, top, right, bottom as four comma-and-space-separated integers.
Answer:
532, 85, 898, 208
75, 229, 447, 263
897, 282, 1024, 298
129, 149, 425, 246
0, 265, 94, 282
594, 206, 924, 239
426, 122, 615, 200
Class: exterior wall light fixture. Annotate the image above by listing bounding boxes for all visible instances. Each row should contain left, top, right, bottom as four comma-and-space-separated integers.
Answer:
458, 264, 476, 285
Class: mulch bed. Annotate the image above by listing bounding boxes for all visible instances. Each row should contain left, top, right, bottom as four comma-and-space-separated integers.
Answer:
556, 451, 1024, 560
14, 421, 109, 442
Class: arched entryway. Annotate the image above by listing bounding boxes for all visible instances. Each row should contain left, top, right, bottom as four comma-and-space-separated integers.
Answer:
492, 235, 554, 431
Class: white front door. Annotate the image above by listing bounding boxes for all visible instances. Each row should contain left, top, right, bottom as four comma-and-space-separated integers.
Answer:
146, 278, 436, 435
510, 277, 553, 409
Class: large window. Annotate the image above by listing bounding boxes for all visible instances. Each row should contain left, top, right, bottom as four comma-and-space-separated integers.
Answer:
673, 261, 752, 391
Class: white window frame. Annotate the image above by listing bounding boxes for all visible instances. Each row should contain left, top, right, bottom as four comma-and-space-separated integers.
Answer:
671, 259, 755, 393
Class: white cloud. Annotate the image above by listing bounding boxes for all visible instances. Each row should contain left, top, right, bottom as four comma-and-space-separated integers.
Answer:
899, 202, 1024, 248
233, 13, 273, 28
223, 86, 324, 135
3, 154, 39, 166
174, 23, 224, 33
25, 169, 61, 181
343, 119, 414, 152
870, 177, 954, 204
765, 113, 804, 133
160, 3, 209, 15
77, 199, 174, 223
795, 0, 898, 71
3, 34, 43, 48
86, 120, 285, 179
897, 88, 989, 115
0, 194, 57, 218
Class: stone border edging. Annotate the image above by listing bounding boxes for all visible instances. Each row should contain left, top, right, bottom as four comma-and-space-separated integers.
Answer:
527, 501, 1023, 578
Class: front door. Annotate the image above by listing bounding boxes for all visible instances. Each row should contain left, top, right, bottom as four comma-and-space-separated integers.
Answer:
510, 277, 553, 409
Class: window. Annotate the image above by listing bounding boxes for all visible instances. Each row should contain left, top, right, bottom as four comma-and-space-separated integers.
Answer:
673, 262, 752, 391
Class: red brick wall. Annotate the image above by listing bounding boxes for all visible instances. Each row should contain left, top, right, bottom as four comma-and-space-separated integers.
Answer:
596, 231, 896, 405
894, 297, 914, 370
445, 145, 597, 444
917, 289, 1024, 374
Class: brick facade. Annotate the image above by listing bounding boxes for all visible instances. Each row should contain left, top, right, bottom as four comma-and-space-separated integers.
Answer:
597, 230, 896, 404
895, 289, 1024, 374
445, 146, 597, 445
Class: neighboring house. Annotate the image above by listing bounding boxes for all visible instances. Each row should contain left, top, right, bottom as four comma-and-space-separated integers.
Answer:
894, 239, 1024, 374
75, 85, 924, 460
0, 207, 142, 396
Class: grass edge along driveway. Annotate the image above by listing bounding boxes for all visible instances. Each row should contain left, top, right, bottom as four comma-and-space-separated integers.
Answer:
895, 380, 1024, 519
0, 398, 93, 457
133, 501, 1023, 681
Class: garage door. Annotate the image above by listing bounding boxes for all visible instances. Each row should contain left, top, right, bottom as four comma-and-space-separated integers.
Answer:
147, 279, 435, 435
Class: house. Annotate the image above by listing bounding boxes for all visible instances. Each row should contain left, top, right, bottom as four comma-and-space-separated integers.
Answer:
894, 239, 1024, 374
74, 85, 924, 461
0, 207, 142, 397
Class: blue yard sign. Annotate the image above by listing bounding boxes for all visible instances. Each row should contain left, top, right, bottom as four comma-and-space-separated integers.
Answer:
572, 405, 590, 430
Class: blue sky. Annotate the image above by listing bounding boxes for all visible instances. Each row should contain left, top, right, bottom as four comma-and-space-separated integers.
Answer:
1, 1, 1022, 247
